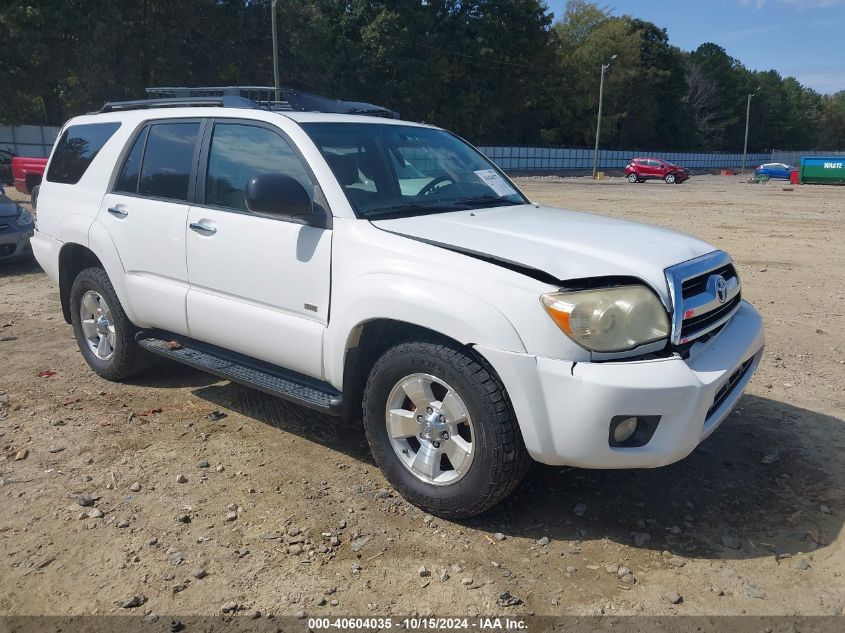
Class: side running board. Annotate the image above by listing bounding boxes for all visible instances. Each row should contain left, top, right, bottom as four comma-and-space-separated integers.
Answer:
136, 331, 342, 416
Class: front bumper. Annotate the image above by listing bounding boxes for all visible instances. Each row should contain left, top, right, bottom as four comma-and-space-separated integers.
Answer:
0, 226, 34, 260
476, 300, 764, 468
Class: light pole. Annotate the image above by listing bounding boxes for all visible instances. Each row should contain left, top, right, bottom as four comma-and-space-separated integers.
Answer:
742, 87, 760, 171
592, 54, 617, 179
271, 0, 280, 104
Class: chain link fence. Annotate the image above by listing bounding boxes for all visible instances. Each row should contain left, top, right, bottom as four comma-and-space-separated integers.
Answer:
770, 149, 845, 167
477, 146, 771, 171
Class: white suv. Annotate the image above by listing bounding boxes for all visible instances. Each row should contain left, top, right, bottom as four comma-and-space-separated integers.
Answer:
32, 95, 764, 518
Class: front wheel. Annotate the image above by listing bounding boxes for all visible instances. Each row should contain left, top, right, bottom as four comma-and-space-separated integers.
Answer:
362, 339, 530, 519
70, 267, 154, 380
664, 173, 676, 184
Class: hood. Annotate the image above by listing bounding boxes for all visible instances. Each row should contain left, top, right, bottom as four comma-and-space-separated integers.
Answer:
0, 196, 21, 219
372, 204, 715, 304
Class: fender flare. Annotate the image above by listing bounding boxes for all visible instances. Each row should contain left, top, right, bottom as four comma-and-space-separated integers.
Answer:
85, 220, 141, 324
323, 273, 527, 388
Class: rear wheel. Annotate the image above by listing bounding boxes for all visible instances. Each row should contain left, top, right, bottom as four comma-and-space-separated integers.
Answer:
664, 173, 676, 184
362, 338, 530, 519
627, 172, 639, 183
31, 185, 40, 209
70, 267, 154, 380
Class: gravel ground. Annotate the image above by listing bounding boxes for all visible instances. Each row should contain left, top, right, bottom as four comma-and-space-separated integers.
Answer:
0, 175, 843, 617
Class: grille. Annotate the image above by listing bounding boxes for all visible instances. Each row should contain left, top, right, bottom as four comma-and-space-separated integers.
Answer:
682, 264, 736, 298
680, 294, 741, 339
706, 356, 755, 420
666, 251, 742, 346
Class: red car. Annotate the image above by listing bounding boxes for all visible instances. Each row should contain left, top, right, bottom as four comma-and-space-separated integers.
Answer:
625, 157, 690, 184
11, 155, 48, 204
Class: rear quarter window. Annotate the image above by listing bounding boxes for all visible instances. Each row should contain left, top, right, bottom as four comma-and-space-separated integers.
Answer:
46, 122, 121, 185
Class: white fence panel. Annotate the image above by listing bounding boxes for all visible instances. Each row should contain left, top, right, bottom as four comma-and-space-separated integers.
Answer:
0, 125, 61, 158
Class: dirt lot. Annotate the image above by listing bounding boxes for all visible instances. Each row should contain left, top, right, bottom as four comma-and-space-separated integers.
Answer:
1, 175, 843, 618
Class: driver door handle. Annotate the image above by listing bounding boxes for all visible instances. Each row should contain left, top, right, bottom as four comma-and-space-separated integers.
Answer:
189, 221, 217, 235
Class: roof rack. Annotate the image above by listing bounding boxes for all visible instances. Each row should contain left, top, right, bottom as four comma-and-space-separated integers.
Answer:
99, 96, 258, 113
97, 86, 399, 118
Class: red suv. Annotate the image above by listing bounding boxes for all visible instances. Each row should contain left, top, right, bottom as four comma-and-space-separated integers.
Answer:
625, 157, 690, 184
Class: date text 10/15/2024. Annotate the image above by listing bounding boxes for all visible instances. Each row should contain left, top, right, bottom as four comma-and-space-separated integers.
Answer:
307, 617, 529, 630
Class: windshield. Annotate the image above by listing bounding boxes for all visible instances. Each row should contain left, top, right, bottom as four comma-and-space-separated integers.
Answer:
301, 123, 528, 219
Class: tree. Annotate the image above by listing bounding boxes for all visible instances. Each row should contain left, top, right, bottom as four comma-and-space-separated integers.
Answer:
0, 0, 830, 151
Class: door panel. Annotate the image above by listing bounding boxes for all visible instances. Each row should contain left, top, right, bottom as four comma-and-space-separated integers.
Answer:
97, 119, 202, 333
99, 193, 191, 332
185, 120, 331, 379
186, 209, 330, 377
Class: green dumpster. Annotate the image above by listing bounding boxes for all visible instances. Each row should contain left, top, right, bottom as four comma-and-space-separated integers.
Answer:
799, 157, 845, 184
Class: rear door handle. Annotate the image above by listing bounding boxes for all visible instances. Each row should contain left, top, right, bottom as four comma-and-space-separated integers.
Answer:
107, 205, 128, 218
189, 221, 217, 235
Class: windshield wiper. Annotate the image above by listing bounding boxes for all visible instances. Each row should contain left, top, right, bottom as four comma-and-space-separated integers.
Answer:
363, 196, 522, 220
362, 202, 469, 220
451, 195, 521, 207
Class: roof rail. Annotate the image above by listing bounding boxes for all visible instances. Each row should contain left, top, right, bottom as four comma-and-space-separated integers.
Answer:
145, 86, 399, 118
99, 96, 258, 113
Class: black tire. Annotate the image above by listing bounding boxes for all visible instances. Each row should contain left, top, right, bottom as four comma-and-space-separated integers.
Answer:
69, 267, 154, 380
31, 185, 40, 209
362, 338, 530, 519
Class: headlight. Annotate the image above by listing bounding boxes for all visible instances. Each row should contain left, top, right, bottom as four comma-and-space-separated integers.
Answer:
541, 285, 670, 353
15, 208, 33, 228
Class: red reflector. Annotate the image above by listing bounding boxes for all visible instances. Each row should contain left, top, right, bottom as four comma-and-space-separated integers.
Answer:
684, 309, 694, 319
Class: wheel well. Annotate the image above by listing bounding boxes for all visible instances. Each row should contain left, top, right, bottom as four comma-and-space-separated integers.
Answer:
58, 244, 104, 324
341, 319, 484, 423
25, 173, 42, 192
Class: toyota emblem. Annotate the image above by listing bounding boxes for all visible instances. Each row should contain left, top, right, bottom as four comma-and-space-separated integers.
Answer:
709, 274, 729, 304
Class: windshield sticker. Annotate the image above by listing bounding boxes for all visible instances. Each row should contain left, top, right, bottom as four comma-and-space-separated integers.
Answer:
474, 169, 517, 197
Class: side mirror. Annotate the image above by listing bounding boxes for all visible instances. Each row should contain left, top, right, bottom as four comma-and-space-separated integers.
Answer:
245, 173, 322, 227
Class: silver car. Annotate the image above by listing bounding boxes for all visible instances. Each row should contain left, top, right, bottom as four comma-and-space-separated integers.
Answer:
0, 189, 34, 261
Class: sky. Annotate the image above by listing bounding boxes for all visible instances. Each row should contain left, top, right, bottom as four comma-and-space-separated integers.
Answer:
545, 0, 845, 94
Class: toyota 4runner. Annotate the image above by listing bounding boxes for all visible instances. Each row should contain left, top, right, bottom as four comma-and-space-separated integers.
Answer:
32, 93, 764, 518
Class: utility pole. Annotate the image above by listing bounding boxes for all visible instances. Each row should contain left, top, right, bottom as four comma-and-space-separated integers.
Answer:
592, 54, 617, 179
271, 0, 280, 105
742, 87, 761, 170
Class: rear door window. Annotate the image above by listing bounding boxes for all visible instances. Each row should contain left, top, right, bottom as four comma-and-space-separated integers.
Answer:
137, 122, 201, 201
46, 122, 121, 184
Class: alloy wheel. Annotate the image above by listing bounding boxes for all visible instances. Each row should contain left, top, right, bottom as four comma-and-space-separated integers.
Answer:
385, 373, 475, 486
79, 290, 117, 360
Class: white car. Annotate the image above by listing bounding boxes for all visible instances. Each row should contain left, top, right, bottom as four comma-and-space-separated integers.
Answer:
32, 95, 765, 518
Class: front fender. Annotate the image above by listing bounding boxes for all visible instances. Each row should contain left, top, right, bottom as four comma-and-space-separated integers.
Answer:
323, 273, 527, 388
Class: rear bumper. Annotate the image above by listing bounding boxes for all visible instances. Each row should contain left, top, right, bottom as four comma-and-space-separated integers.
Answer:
476, 300, 764, 468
